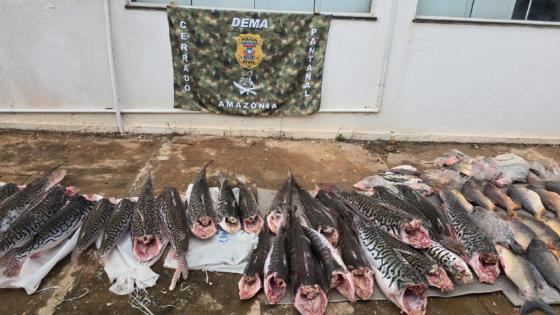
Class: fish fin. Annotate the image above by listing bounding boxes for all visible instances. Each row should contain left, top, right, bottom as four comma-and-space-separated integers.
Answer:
520, 299, 555, 315
508, 241, 525, 255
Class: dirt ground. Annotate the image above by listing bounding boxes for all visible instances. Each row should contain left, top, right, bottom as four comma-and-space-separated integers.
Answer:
0, 130, 558, 315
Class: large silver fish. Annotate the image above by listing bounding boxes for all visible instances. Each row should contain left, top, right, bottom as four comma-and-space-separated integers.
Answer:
508, 185, 546, 220
237, 183, 263, 234
483, 183, 520, 217
425, 240, 473, 285
0, 186, 67, 258
469, 206, 524, 253
158, 187, 190, 291
516, 214, 560, 252
1, 195, 94, 277
131, 174, 166, 261
72, 198, 115, 265
545, 181, 560, 195
529, 186, 560, 217
0, 183, 18, 203
440, 189, 500, 284
0, 167, 66, 232
506, 217, 538, 250
96, 199, 135, 265
187, 161, 217, 239
526, 239, 560, 292
542, 216, 560, 237
216, 171, 241, 233
461, 179, 496, 211
238, 223, 270, 300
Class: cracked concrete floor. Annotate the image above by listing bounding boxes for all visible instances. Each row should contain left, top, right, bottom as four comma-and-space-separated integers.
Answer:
0, 131, 558, 315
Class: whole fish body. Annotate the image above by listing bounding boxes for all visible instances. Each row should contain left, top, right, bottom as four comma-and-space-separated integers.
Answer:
483, 183, 520, 217
296, 183, 338, 247
516, 214, 560, 250
288, 218, 328, 315
237, 183, 263, 234
335, 189, 431, 249
358, 222, 428, 315
216, 172, 241, 233
1, 195, 94, 277
496, 244, 556, 315
264, 227, 289, 304
131, 174, 166, 261
303, 226, 355, 302
506, 218, 538, 250
526, 239, 560, 292
529, 186, 560, 217
158, 187, 190, 291
0, 167, 66, 233
425, 241, 473, 285
266, 174, 292, 235
96, 199, 135, 265
72, 198, 114, 265
315, 190, 374, 300
0, 186, 67, 258
0, 183, 18, 203
440, 189, 500, 284
461, 180, 496, 211
238, 223, 271, 300
469, 206, 524, 253
187, 161, 217, 239
508, 185, 546, 220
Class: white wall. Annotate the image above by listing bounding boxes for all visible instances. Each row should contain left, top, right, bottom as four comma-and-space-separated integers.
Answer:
1, 0, 559, 143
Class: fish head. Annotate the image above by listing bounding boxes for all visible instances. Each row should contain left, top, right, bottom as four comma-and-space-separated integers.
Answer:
266, 210, 285, 235
264, 272, 287, 305
426, 267, 454, 293
242, 213, 264, 234
132, 233, 166, 261
238, 274, 262, 300
293, 284, 328, 315
469, 251, 500, 284
400, 220, 431, 249
190, 216, 217, 239
331, 271, 356, 303
398, 283, 428, 315
351, 268, 375, 300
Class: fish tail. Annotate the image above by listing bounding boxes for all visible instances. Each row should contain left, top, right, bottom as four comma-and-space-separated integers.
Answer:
41, 166, 67, 189
202, 160, 214, 170
520, 299, 555, 315
218, 171, 227, 185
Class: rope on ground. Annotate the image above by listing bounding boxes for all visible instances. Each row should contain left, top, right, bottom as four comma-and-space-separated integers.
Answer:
34, 285, 60, 294
54, 288, 90, 307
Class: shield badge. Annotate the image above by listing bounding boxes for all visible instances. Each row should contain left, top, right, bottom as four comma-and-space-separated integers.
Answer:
235, 34, 263, 69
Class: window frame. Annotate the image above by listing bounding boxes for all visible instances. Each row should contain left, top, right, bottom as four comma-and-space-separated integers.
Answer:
125, 0, 377, 20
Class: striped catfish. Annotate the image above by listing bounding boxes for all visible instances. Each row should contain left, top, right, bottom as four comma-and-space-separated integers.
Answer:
0, 183, 18, 203
440, 189, 500, 284
0, 186, 67, 258
237, 183, 263, 234
238, 223, 270, 300
1, 194, 94, 277
131, 174, 166, 261
187, 161, 217, 239
320, 185, 431, 249
424, 240, 473, 285
71, 198, 115, 265
303, 226, 355, 302
266, 173, 293, 235
372, 186, 433, 229
358, 223, 428, 315
315, 189, 375, 300
96, 199, 135, 265
216, 171, 241, 233
0, 167, 66, 232
158, 187, 190, 291
296, 182, 339, 247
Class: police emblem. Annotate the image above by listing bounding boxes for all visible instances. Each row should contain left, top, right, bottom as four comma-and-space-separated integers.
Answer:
235, 34, 263, 69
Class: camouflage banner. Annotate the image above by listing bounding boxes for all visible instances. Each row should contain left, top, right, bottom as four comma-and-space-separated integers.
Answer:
167, 7, 330, 116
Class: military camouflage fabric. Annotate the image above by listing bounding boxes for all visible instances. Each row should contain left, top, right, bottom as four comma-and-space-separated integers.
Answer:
167, 7, 330, 116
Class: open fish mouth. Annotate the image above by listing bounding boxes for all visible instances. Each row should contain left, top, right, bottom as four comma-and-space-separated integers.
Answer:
243, 213, 264, 234
401, 220, 431, 249
426, 267, 454, 292
400, 284, 428, 315
351, 268, 375, 300
331, 271, 356, 302
266, 211, 284, 235
219, 217, 242, 233
191, 217, 217, 239
238, 274, 262, 300
264, 272, 287, 304
318, 226, 339, 247
469, 252, 500, 284
294, 284, 328, 315
133, 235, 164, 261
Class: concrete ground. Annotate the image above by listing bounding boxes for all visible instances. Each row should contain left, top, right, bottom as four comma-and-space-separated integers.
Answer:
0, 130, 558, 315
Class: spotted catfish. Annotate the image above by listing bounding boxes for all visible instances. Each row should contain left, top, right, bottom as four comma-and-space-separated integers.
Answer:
96, 199, 135, 265
440, 189, 500, 284
72, 198, 115, 265
1, 195, 95, 277
132, 174, 166, 261
187, 161, 217, 239
0, 183, 18, 203
0, 186, 67, 258
296, 182, 338, 247
239, 223, 271, 300
158, 187, 190, 291
237, 183, 264, 234
216, 172, 241, 233
0, 167, 67, 232
266, 173, 293, 235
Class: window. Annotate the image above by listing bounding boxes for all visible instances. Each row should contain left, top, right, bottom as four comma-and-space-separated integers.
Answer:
416, 0, 560, 22
131, 0, 373, 14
